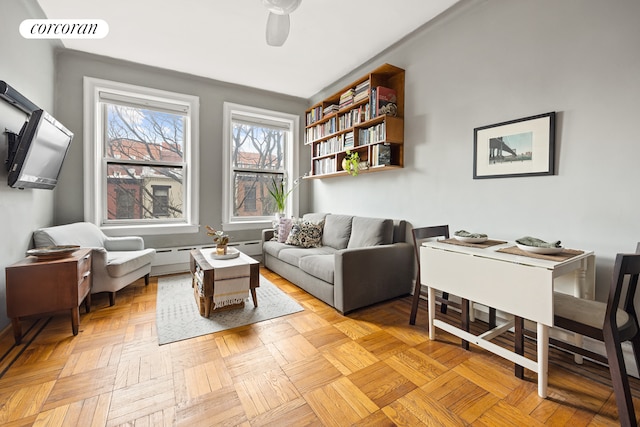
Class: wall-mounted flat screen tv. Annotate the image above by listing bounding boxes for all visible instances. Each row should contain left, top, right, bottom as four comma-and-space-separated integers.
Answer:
7, 109, 73, 189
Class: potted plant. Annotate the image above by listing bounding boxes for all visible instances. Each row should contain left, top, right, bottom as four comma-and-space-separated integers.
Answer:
268, 175, 304, 216
342, 150, 360, 176
206, 225, 230, 255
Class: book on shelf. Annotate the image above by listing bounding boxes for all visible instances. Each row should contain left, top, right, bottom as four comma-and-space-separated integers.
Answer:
358, 122, 386, 145
323, 104, 339, 115
339, 88, 355, 109
374, 86, 398, 117
354, 80, 370, 103
372, 143, 392, 166
344, 131, 354, 148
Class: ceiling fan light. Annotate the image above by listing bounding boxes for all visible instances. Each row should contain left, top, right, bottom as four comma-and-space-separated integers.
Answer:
266, 12, 290, 46
262, 0, 301, 15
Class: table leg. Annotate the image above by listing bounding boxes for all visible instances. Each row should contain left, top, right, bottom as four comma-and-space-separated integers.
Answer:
461, 298, 470, 350
537, 322, 549, 398
515, 316, 524, 379
204, 297, 212, 317
71, 306, 80, 336
428, 287, 436, 340
85, 293, 91, 313
11, 318, 22, 345
251, 288, 258, 307
572, 262, 588, 364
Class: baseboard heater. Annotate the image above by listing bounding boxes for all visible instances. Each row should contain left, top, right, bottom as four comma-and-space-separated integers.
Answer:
151, 240, 261, 275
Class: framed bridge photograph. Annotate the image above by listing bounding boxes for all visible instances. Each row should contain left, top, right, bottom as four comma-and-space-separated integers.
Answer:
473, 112, 556, 179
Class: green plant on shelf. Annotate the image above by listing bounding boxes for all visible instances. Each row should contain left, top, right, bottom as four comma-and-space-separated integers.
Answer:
342, 150, 360, 176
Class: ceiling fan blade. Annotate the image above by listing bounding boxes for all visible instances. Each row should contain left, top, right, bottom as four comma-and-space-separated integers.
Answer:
266, 12, 290, 47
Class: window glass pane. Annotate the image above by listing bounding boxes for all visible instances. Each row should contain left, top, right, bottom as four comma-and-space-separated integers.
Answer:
106, 103, 184, 162
232, 172, 282, 218
231, 122, 285, 171
107, 163, 184, 220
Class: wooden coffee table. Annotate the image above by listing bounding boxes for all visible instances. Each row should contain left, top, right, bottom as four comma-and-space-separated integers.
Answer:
189, 248, 259, 317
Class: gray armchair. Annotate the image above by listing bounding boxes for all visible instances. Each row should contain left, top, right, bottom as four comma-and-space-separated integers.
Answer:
33, 222, 156, 306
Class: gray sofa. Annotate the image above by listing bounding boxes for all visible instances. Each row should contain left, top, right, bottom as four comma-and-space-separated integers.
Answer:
262, 213, 413, 314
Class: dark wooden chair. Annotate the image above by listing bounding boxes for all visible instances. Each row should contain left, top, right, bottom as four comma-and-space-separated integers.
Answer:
546, 249, 640, 427
409, 225, 497, 337
409, 225, 452, 325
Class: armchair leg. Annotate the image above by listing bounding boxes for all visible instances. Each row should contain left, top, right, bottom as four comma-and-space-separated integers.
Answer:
109, 292, 116, 307
145, 273, 150, 286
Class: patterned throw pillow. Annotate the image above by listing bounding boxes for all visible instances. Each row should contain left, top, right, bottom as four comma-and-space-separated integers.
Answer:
277, 218, 293, 243
285, 219, 324, 248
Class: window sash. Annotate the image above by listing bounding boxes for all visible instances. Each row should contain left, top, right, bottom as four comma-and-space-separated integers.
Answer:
222, 102, 299, 229
84, 77, 199, 235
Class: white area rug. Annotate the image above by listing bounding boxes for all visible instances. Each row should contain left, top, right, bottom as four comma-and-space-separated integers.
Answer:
156, 273, 304, 345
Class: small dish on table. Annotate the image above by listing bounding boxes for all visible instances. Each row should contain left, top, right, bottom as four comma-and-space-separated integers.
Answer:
516, 244, 564, 255
211, 247, 241, 260
453, 230, 488, 244
26, 245, 81, 261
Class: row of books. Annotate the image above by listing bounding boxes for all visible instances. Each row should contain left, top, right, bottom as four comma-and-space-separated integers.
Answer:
338, 104, 370, 130
313, 158, 336, 175
370, 143, 392, 167
307, 84, 398, 128
358, 122, 387, 145
339, 88, 355, 109
306, 116, 337, 142
315, 134, 348, 157
354, 80, 370, 103
306, 105, 323, 125
323, 104, 339, 115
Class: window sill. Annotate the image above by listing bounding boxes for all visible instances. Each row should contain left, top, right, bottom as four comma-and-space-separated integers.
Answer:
223, 220, 273, 232
101, 223, 200, 236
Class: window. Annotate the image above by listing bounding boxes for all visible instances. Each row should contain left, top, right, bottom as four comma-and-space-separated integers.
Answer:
152, 185, 170, 217
222, 103, 299, 230
116, 187, 136, 219
84, 77, 199, 235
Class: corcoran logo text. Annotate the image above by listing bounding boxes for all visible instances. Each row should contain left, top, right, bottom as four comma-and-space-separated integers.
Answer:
20, 19, 109, 39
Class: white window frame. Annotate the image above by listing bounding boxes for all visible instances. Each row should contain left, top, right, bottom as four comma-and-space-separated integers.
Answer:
83, 77, 199, 236
222, 102, 299, 231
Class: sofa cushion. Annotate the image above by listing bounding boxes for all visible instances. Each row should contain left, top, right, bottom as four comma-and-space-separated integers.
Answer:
285, 219, 324, 248
274, 217, 293, 243
34, 222, 106, 248
263, 240, 290, 258
106, 249, 156, 278
299, 255, 335, 284
347, 217, 394, 248
322, 214, 353, 249
303, 212, 328, 223
278, 246, 337, 267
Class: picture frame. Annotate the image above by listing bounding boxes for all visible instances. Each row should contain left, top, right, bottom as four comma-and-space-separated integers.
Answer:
473, 112, 556, 179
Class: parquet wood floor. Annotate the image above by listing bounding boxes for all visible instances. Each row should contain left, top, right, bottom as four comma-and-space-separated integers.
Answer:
1, 267, 639, 426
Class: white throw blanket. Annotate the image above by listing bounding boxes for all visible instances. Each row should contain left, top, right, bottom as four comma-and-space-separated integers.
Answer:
211, 258, 250, 308
213, 277, 250, 307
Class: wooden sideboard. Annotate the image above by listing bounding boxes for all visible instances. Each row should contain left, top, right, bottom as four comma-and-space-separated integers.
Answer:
5, 248, 92, 344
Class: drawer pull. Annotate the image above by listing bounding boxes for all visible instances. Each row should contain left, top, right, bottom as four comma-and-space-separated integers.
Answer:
82, 271, 91, 279
83, 255, 91, 261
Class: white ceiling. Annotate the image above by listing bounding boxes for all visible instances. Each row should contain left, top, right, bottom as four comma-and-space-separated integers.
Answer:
36, 0, 460, 99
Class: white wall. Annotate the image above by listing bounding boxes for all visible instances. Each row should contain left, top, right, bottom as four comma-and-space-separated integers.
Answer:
0, 0, 59, 330
309, 0, 640, 301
